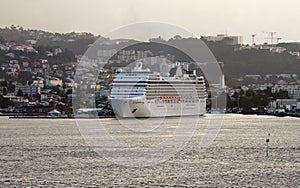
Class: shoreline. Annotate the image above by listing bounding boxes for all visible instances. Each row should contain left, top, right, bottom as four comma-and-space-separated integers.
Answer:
1, 112, 299, 119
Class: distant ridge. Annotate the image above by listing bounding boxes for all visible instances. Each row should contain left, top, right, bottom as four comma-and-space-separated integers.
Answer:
1, 26, 299, 86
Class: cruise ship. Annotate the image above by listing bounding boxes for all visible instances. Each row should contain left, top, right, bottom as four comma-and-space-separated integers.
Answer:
109, 62, 207, 118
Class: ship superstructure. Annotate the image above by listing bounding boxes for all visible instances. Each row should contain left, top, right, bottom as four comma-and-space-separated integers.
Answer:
109, 62, 206, 117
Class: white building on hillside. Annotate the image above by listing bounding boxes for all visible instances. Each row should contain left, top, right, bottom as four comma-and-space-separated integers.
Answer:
203, 34, 243, 45
272, 83, 300, 99
15, 85, 41, 96
46, 77, 63, 87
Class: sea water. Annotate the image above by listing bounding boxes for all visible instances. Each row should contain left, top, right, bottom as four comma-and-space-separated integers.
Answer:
0, 114, 299, 187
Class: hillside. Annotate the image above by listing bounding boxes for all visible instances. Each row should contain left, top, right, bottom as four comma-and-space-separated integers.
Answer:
278, 42, 300, 51
1, 26, 299, 83
0, 26, 98, 55
204, 40, 300, 77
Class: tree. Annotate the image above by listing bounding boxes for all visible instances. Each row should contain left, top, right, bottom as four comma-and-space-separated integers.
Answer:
173, 35, 182, 40
245, 89, 255, 97
27, 80, 33, 86
239, 96, 253, 113
18, 71, 32, 83
8, 81, 15, 92
16, 89, 23, 97
36, 93, 41, 102
0, 35, 5, 43
2, 87, 8, 95
0, 97, 13, 108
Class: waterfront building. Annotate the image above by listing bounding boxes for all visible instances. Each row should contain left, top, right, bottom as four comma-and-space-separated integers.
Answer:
275, 99, 299, 111
272, 83, 300, 99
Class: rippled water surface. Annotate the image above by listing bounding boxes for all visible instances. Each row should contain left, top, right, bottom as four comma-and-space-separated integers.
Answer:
0, 114, 299, 187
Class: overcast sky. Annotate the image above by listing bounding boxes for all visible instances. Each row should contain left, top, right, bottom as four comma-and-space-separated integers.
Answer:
1, 0, 299, 44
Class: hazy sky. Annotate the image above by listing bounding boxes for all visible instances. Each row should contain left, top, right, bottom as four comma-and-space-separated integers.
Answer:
1, 0, 299, 44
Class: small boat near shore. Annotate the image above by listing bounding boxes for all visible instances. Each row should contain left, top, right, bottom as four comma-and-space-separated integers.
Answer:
274, 109, 286, 117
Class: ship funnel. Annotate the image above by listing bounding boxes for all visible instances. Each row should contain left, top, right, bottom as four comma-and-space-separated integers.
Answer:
175, 65, 183, 77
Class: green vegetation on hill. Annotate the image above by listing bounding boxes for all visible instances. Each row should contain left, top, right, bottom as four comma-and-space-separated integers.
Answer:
1, 26, 300, 85
0, 26, 99, 55
278, 43, 300, 51
204, 40, 300, 77
37, 38, 96, 55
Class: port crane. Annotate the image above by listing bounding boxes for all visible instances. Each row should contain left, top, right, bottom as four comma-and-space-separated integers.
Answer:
276, 37, 282, 43
264, 31, 277, 45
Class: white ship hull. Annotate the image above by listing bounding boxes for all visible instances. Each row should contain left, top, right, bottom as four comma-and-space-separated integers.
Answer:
109, 62, 207, 118
111, 96, 206, 118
